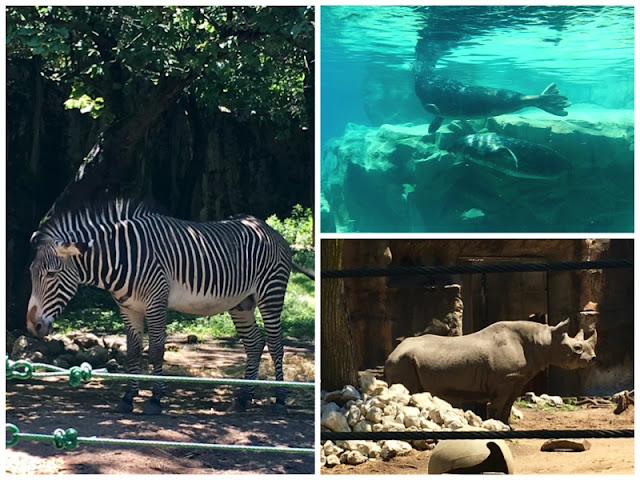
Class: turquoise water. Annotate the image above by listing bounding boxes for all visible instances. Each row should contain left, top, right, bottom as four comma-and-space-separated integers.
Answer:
320, 5, 634, 233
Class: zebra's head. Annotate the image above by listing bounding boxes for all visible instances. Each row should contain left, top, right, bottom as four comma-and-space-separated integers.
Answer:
27, 232, 93, 338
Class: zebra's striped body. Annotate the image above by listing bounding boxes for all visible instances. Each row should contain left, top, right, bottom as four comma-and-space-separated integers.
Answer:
28, 200, 295, 414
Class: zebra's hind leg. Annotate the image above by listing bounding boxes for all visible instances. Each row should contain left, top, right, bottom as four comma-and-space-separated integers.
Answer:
142, 300, 168, 415
259, 290, 287, 414
229, 304, 265, 411
114, 307, 145, 413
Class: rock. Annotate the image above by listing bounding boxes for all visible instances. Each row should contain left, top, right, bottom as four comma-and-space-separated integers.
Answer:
464, 410, 484, 427
325, 454, 341, 468
324, 390, 342, 403
541, 438, 592, 452
540, 394, 564, 408
73, 333, 100, 349
86, 345, 109, 367
105, 358, 120, 373
340, 385, 361, 403
346, 404, 361, 427
323, 441, 343, 457
322, 402, 341, 414
412, 439, 436, 451
43, 339, 65, 357
353, 420, 373, 432
482, 419, 510, 431
343, 450, 368, 465
340, 440, 379, 458
410, 392, 435, 410
360, 372, 387, 396
52, 357, 71, 369
511, 406, 524, 421
10, 335, 29, 359
380, 440, 412, 460
29, 351, 45, 363
321, 410, 350, 432
401, 405, 421, 417
365, 406, 383, 423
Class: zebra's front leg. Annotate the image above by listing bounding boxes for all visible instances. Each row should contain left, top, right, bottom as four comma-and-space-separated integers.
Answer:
229, 306, 265, 411
142, 301, 168, 415
114, 308, 145, 413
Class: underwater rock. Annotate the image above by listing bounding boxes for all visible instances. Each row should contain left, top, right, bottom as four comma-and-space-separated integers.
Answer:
321, 107, 633, 233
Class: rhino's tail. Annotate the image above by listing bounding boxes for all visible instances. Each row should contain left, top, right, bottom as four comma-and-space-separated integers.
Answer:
527, 83, 571, 116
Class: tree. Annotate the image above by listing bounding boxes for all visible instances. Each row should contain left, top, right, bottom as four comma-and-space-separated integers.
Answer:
320, 239, 358, 391
6, 6, 314, 329
7, 6, 314, 219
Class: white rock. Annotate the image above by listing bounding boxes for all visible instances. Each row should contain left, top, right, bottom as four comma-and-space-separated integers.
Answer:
381, 420, 406, 431
365, 406, 383, 423
540, 394, 564, 408
482, 419, 510, 431
321, 410, 351, 432
412, 439, 436, 451
419, 418, 441, 430
442, 411, 467, 430
402, 406, 421, 417
341, 440, 379, 458
464, 410, 484, 427
346, 404, 361, 427
344, 450, 368, 465
511, 406, 524, 421
323, 441, 343, 456
360, 373, 388, 396
380, 440, 413, 460
372, 423, 384, 432
403, 415, 421, 429
383, 403, 399, 417
325, 454, 341, 467
410, 392, 435, 410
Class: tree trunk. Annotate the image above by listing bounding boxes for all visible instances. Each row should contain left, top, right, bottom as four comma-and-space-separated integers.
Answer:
320, 239, 358, 391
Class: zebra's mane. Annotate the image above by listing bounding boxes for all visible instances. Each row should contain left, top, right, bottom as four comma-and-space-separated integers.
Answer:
37, 199, 163, 242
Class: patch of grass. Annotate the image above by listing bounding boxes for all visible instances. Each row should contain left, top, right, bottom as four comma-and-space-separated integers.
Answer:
514, 399, 580, 412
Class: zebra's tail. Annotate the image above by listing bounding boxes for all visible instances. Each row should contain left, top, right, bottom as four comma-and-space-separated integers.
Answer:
292, 262, 315, 280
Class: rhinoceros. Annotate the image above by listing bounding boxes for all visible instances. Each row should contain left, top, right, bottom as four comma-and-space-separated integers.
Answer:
384, 319, 597, 424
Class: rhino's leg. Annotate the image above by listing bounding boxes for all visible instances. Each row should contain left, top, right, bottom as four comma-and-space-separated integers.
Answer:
488, 393, 518, 425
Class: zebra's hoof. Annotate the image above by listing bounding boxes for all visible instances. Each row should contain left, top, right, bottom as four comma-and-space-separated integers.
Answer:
114, 399, 134, 414
271, 402, 288, 415
143, 399, 163, 415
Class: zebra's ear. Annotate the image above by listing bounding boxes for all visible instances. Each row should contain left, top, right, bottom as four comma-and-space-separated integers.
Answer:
54, 240, 94, 258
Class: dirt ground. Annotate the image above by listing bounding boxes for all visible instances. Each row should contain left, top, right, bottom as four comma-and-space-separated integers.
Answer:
6, 335, 315, 475
322, 404, 634, 475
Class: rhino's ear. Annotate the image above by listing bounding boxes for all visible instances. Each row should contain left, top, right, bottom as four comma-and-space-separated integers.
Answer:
586, 329, 598, 347
574, 329, 585, 341
54, 240, 94, 258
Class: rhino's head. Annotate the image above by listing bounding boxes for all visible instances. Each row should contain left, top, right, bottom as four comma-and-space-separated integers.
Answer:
550, 319, 597, 369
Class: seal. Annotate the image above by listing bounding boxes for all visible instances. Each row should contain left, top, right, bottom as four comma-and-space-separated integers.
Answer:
414, 38, 571, 133
448, 133, 570, 180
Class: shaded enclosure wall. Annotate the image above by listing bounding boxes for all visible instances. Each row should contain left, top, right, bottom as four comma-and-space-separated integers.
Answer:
341, 239, 633, 396
6, 62, 313, 329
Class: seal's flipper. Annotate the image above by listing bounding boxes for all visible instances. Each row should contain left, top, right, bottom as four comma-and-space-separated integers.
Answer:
494, 146, 519, 171
535, 83, 571, 116
429, 116, 444, 133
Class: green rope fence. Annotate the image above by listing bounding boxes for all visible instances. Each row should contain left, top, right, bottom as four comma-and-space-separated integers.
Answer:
7, 357, 315, 455
6, 423, 314, 454
6, 357, 315, 389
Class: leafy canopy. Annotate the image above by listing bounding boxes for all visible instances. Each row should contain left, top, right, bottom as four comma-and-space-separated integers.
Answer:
6, 6, 314, 128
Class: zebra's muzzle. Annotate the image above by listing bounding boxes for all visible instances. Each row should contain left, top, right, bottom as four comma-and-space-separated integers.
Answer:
26, 306, 54, 338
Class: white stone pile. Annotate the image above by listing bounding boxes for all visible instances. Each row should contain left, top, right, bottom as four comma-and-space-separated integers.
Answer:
320, 373, 509, 467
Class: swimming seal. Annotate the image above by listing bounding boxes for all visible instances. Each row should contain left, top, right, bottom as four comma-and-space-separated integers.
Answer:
414, 38, 571, 133
448, 133, 570, 180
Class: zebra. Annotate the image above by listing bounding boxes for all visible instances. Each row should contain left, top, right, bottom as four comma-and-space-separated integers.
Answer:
27, 199, 313, 415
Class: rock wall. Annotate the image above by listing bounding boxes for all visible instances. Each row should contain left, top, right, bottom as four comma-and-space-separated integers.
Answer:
321, 108, 633, 233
